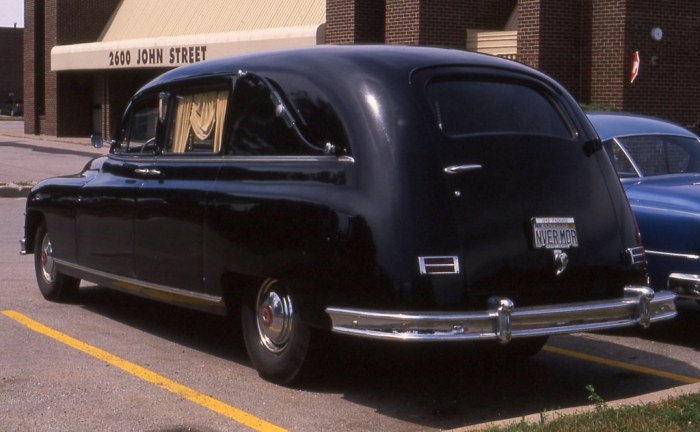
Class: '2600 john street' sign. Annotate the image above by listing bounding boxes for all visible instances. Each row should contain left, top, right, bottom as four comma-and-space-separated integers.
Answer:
108, 46, 208, 67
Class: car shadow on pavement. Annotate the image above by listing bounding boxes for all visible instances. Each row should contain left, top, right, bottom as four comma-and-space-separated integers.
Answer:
638, 300, 700, 351
75, 284, 249, 365
73, 283, 698, 430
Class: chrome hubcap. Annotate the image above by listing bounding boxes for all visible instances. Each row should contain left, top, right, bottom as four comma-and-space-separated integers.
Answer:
40, 234, 57, 283
256, 280, 294, 353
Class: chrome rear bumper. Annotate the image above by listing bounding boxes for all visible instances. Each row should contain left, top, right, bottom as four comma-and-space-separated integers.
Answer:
326, 286, 677, 343
668, 273, 700, 300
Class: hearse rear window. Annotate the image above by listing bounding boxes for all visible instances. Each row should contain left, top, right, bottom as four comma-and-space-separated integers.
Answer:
427, 79, 571, 139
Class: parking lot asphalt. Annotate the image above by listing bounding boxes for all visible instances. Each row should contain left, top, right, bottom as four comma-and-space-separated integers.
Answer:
2, 118, 699, 430
0, 119, 107, 197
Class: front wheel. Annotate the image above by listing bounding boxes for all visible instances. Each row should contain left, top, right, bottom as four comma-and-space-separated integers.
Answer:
34, 222, 80, 301
241, 279, 310, 385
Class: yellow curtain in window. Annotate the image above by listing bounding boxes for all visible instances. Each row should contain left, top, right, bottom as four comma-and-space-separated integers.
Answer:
213, 91, 228, 153
190, 92, 217, 141
170, 90, 228, 153
171, 96, 193, 153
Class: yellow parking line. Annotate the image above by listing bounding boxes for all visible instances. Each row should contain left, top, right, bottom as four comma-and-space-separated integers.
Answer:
543, 345, 700, 384
2, 310, 287, 432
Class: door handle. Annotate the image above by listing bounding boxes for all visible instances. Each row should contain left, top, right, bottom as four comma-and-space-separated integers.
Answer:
134, 168, 162, 177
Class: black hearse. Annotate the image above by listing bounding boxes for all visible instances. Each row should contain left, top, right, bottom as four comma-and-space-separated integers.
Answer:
21, 46, 676, 384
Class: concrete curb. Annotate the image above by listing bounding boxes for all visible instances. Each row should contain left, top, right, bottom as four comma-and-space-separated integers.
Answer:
450, 381, 700, 431
0, 183, 34, 198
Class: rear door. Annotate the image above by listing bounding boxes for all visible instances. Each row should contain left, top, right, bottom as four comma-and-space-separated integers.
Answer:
133, 85, 229, 294
425, 74, 628, 306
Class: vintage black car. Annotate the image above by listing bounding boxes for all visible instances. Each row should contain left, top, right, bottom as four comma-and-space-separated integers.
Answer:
21, 46, 677, 384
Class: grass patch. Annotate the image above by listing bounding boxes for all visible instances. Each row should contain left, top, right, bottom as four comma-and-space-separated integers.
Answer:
485, 387, 700, 432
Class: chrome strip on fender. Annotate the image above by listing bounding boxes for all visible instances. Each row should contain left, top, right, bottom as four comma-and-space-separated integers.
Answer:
646, 250, 700, 260
54, 259, 227, 313
326, 286, 677, 342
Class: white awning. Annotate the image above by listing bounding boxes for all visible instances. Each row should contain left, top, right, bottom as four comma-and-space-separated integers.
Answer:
51, 24, 325, 71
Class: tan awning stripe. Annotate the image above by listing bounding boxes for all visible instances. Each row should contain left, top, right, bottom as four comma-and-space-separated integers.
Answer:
101, 0, 325, 41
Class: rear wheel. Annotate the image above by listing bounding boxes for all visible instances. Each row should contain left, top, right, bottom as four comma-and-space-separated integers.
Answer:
34, 223, 80, 301
241, 279, 310, 385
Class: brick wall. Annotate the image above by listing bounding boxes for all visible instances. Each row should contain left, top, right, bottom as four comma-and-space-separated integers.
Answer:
517, 0, 587, 100
0, 27, 23, 104
517, 0, 540, 69
25, 0, 121, 136
589, 0, 627, 111
623, 0, 700, 131
56, 0, 120, 45
326, 0, 385, 44
23, 0, 42, 134
42, 0, 57, 135
386, 0, 514, 47
386, 0, 421, 45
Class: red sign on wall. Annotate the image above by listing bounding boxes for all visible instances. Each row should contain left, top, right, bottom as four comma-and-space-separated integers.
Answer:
630, 51, 640, 84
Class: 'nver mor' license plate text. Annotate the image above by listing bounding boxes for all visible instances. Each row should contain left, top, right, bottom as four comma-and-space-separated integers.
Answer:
532, 217, 579, 249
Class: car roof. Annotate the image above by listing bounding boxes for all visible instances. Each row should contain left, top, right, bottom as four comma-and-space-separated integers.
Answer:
140, 45, 559, 93
587, 111, 699, 141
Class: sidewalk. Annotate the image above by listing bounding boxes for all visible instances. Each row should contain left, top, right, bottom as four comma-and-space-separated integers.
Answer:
0, 120, 108, 197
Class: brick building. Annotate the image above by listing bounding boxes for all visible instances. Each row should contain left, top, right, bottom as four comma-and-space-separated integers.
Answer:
25, 0, 700, 138
0, 26, 23, 109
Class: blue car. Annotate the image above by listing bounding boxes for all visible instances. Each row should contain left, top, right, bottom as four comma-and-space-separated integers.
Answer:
588, 112, 700, 303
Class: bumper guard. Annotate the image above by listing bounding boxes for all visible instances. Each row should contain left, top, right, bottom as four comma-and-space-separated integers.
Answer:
668, 273, 700, 300
326, 286, 676, 343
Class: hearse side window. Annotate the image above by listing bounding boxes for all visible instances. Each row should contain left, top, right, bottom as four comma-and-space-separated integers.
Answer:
117, 99, 159, 154
165, 89, 229, 154
427, 78, 572, 139
225, 76, 318, 156
274, 78, 350, 155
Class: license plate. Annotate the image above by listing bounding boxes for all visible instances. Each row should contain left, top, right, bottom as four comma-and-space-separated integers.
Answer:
532, 217, 579, 249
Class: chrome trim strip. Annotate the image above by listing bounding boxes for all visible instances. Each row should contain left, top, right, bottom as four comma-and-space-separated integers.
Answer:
54, 259, 226, 312
646, 250, 700, 260
418, 256, 460, 275
626, 246, 646, 265
221, 155, 355, 164
630, 204, 700, 219
668, 273, 700, 300
325, 287, 676, 342
19, 238, 27, 255
109, 154, 355, 164
444, 164, 482, 174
